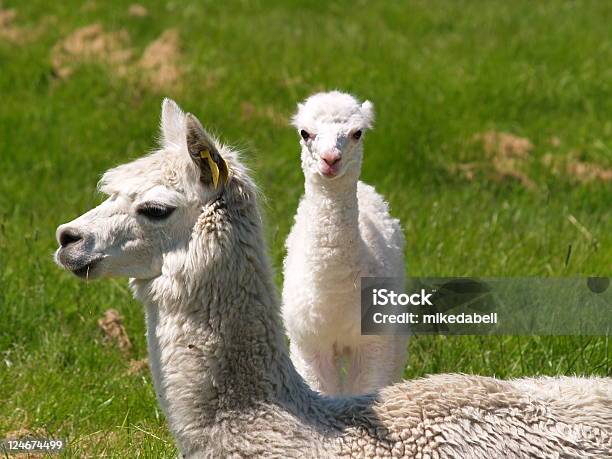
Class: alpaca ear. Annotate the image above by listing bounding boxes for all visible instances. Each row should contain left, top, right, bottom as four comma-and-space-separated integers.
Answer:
161, 98, 186, 147
290, 103, 305, 128
185, 113, 229, 189
361, 100, 375, 129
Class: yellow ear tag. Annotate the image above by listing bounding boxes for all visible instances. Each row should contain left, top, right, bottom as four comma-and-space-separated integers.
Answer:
200, 150, 220, 189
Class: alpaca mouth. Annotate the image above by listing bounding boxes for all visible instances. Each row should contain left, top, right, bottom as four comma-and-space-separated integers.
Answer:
56, 249, 103, 279
72, 260, 101, 279
318, 161, 341, 178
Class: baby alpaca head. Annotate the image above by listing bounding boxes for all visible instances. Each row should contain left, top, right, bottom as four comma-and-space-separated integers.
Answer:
55, 98, 232, 280
292, 91, 374, 182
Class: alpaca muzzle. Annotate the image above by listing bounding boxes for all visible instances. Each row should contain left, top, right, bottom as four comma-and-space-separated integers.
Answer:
319, 151, 342, 177
55, 225, 102, 278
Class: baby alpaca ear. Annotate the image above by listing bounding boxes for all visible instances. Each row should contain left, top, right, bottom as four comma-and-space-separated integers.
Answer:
160, 98, 186, 147
361, 100, 375, 129
290, 102, 305, 128
185, 113, 229, 189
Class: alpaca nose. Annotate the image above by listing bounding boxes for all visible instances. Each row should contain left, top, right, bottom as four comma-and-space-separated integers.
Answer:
321, 151, 341, 167
58, 227, 84, 248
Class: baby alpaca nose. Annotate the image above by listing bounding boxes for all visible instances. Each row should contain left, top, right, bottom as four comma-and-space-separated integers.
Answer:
58, 226, 84, 248
321, 151, 341, 167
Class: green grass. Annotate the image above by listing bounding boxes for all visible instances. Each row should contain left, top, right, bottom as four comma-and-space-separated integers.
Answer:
1, 0, 610, 456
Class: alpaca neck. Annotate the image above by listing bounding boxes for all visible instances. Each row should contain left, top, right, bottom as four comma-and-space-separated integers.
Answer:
303, 170, 362, 274
131, 201, 310, 452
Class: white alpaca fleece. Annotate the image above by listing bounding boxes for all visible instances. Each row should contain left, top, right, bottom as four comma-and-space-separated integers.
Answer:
283, 91, 408, 395
55, 100, 612, 458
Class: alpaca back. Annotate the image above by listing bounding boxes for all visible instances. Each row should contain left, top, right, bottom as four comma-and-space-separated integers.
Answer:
326, 374, 612, 458
357, 181, 405, 279
510, 375, 612, 427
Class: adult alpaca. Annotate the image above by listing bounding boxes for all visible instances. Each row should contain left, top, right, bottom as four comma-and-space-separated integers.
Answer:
55, 100, 611, 458
283, 91, 407, 395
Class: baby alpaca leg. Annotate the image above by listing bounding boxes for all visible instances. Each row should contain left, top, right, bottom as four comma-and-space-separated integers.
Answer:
289, 341, 342, 394
345, 338, 404, 394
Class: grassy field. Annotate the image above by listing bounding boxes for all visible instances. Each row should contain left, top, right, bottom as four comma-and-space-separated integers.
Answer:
1, 0, 610, 456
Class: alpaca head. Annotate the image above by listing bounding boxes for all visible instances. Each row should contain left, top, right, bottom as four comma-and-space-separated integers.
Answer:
292, 91, 374, 182
55, 98, 240, 280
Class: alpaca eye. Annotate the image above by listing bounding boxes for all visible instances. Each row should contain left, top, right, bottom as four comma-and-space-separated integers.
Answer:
137, 204, 176, 220
352, 130, 362, 140
300, 130, 311, 141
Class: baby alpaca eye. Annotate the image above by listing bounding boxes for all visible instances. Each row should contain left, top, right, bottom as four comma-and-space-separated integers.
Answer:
137, 204, 176, 220
352, 130, 362, 140
300, 130, 311, 141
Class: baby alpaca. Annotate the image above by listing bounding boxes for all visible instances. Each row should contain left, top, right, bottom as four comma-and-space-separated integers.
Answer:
283, 91, 408, 395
